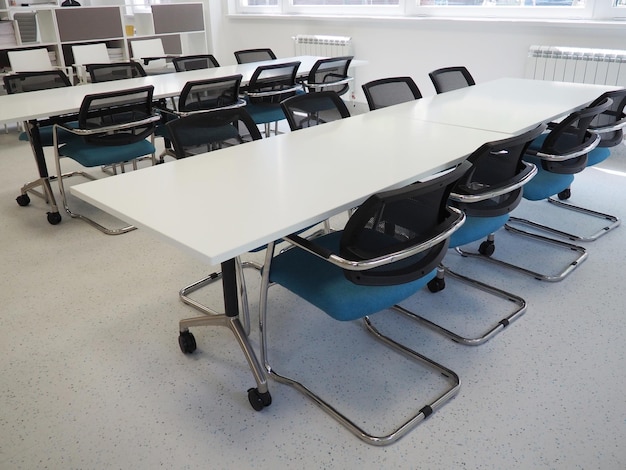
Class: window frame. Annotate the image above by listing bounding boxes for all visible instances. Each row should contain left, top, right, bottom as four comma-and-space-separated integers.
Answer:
230, 0, 626, 20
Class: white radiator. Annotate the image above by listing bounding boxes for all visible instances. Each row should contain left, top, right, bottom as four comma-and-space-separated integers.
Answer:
293, 34, 353, 57
525, 45, 626, 86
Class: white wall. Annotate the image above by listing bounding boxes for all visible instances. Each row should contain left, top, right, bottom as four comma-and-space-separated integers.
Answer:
206, 1, 626, 101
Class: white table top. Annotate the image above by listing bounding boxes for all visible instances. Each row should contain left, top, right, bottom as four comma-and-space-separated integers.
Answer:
0, 56, 366, 125
376, 78, 619, 134
71, 113, 503, 266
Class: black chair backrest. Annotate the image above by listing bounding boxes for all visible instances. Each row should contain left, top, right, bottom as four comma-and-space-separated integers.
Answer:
362, 76, 422, 111
306, 56, 353, 96
429, 66, 476, 94
178, 74, 242, 113
339, 160, 471, 286
3, 70, 72, 94
452, 124, 546, 217
280, 90, 350, 131
166, 107, 262, 159
234, 48, 276, 64
86, 61, 147, 83
78, 85, 156, 145
173, 54, 220, 72
247, 61, 301, 104
589, 88, 626, 148
539, 96, 613, 174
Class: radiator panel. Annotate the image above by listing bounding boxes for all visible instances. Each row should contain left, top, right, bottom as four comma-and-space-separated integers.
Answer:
526, 45, 626, 86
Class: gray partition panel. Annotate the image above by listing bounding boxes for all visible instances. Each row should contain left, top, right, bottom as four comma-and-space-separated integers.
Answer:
152, 4, 204, 34
56, 7, 124, 42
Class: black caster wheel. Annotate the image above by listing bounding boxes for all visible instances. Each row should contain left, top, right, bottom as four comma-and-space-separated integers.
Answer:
178, 331, 197, 354
247, 388, 272, 411
16, 194, 31, 207
558, 188, 571, 200
479, 240, 495, 257
427, 277, 445, 293
47, 212, 62, 225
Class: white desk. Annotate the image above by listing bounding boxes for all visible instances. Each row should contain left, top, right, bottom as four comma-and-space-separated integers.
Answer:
0, 56, 365, 224
70, 111, 505, 402
374, 78, 619, 134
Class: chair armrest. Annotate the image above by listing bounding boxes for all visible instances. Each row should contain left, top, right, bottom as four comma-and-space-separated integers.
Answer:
246, 85, 302, 98
525, 132, 600, 162
53, 113, 161, 137
303, 76, 354, 91
589, 115, 626, 134
449, 161, 537, 203
175, 99, 247, 117
283, 207, 465, 272
141, 55, 179, 66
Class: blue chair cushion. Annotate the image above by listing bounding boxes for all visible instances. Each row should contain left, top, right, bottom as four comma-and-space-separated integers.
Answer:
521, 161, 575, 201
244, 102, 286, 125
449, 214, 510, 248
19, 122, 80, 146
269, 231, 436, 322
59, 139, 155, 167
586, 147, 611, 166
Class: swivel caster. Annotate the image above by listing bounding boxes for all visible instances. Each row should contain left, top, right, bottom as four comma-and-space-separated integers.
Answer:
427, 277, 445, 293
479, 240, 495, 257
178, 330, 197, 354
557, 188, 571, 200
16, 194, 30, 207
247, 388, 272, 411
47, 212, 62, 225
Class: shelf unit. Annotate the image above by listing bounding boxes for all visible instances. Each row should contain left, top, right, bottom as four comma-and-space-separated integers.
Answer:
0, 2, 206, 74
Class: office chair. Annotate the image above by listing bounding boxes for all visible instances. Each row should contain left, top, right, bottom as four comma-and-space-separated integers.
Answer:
156, 74, 245, 159
172, 54, 220, 72
244, 61, 302, 137
257, 161, 471, 445
280, 90, 350, 131
86, 61, 147, 82
541, 88, 626, 242
234, 48, 276, 64
130, 38, 174, 74
4, 70, 77, 224
53, 85, 160, 234
394, 125, 545, 346
362, 76, 423, 110
464, 96, 613, 281
300, 56, 353, 97
429, 66, 475, 94
166, 108, 264, 351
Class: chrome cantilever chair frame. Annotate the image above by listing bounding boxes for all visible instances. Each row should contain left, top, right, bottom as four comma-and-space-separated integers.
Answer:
258, 162, 471, 445
460, 98, 613, 281
393, 125, 545, 346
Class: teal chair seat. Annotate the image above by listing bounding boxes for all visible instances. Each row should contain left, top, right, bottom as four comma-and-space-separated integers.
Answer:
58, 139, 156, 167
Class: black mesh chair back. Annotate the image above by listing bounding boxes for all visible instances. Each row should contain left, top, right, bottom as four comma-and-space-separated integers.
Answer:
339, 160, 471, 286
234, 48, 276, 64
178, 74, 243, 113
362, 76, 422, 110
280, 90, 350, 130
538, 96, 613, 174
172, 54, 220, 72
588, 88, 626, 147
247, 61, 301, 104
429, 66, 476, 94
86, 61, 147, 83
304, 56, 353, 96
451, 124, 546, 218
166, 107, 262, 158
3, 69, 71, 94
78, 85, 156, 145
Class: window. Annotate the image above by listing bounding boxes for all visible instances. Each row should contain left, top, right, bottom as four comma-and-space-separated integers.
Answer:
233, 0, 625, 19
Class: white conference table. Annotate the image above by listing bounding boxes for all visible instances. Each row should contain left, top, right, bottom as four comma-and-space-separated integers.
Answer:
0, 55, 365, 224
68, 76, 620, 406
71, 110, 506, 402
373, 77, 619, 134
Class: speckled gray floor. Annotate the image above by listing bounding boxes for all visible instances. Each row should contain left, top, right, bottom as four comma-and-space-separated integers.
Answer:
1, 124, 625, 469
